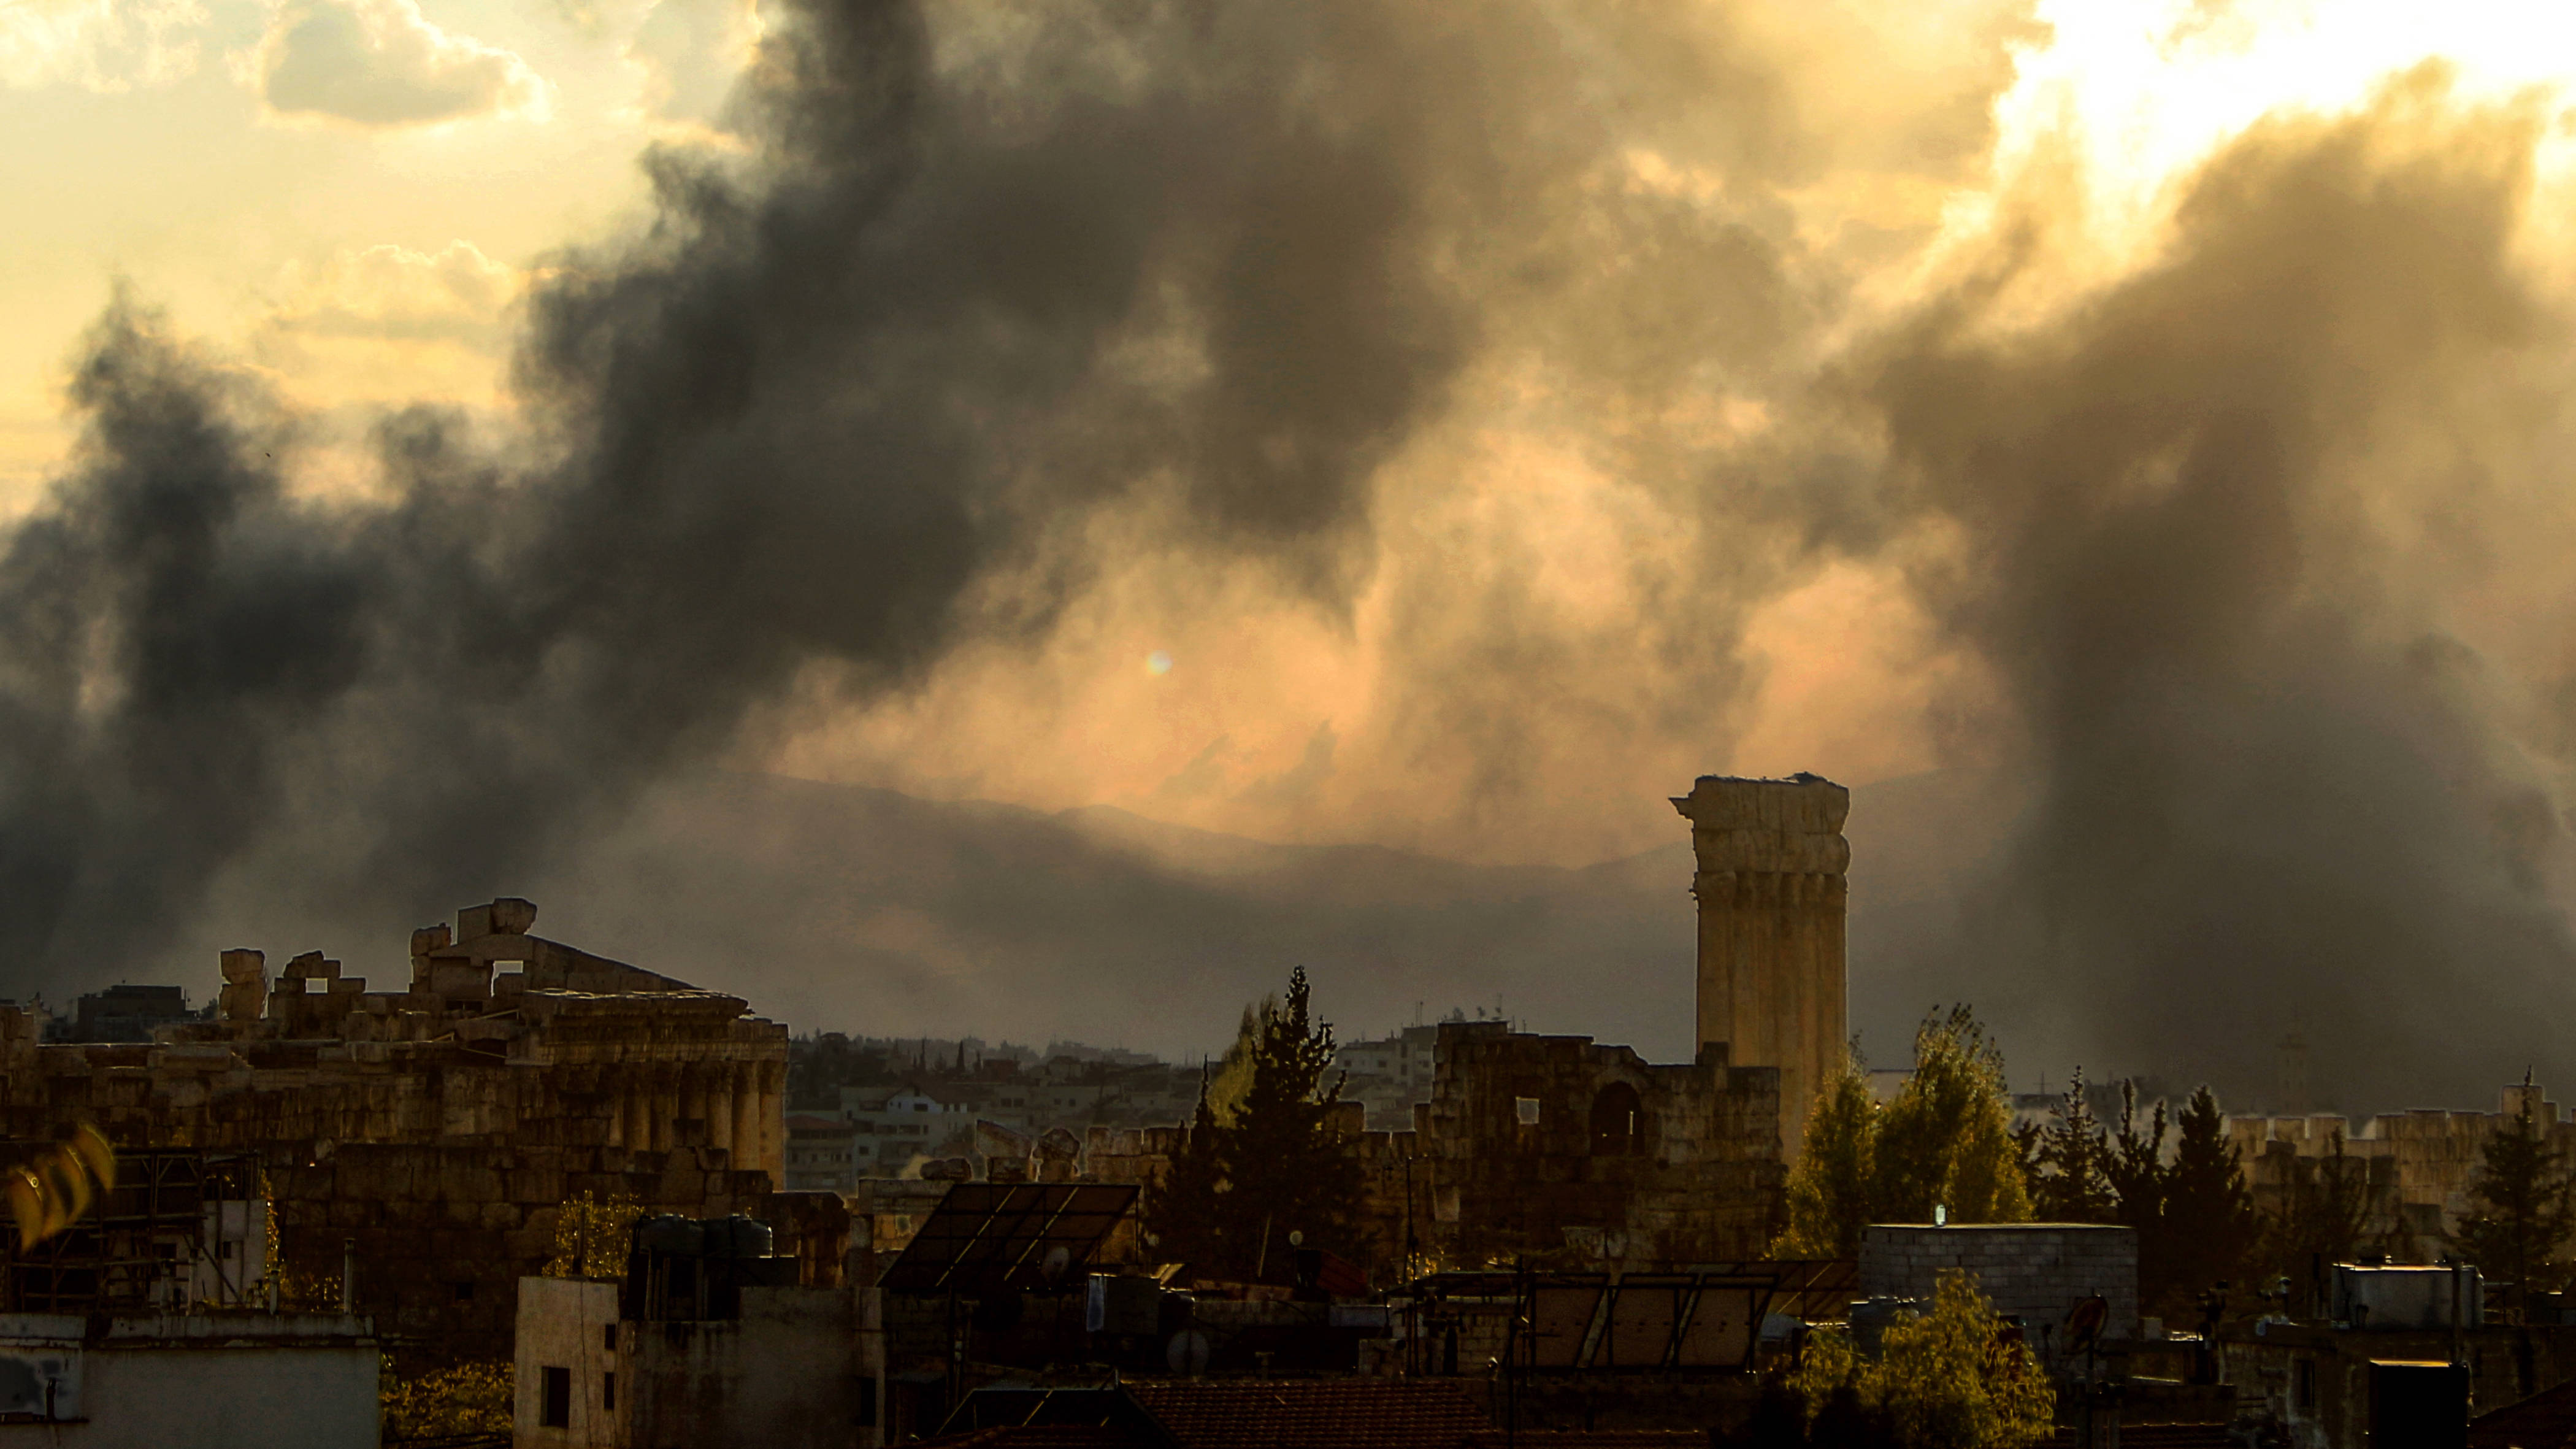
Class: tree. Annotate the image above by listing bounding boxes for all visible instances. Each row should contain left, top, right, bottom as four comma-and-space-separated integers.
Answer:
2158, 1086, 2255, 1316
2257, 1131, 2375, 1312
2031, 1068, 2117, 1222
1140, 967, 1363, 1279
1872, 1007, 2032, 1228
1143, 1072, 1230, 1268
2451, 1093, 2576, 1317
1791, 1269, 2056, 1448
2106, 1080, 2169, 1242
1229, 966, 1365, 1271
1775, 1051, 1878, 1259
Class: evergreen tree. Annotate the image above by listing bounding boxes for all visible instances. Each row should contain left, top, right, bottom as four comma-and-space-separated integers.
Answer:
1142, 1069, 1231, 1269
2451, 1092, 2576, 1317
2104, 1082, 2174, 1300
1775, 1050, 1878, 1259
2033, 1067, 2117, 1222
1229, 966, 1365, 1272
2159, 1086, 2255, 1316
1872, 1006, 2033, 1226
1145, 967, 1364, 1278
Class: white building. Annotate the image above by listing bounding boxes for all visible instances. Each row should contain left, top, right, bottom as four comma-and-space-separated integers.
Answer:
0, 1310, 378, 1447
840, 1084, 973, 1168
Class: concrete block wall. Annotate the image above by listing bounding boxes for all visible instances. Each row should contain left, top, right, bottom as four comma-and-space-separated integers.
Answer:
1858, 1224, 2139, 1355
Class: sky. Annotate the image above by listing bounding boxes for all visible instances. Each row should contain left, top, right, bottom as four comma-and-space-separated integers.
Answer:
14, 0, 2576, 1103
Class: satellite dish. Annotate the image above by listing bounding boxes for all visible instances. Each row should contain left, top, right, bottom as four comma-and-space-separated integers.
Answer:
1166, 1328, 1213, 1377
1041, 1245, 1073, 1283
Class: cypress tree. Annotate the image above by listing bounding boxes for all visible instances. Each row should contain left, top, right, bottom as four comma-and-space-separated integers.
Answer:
2034, 1067, 2117, 1222
2451, 1091, 2576, 1318
2161, 1086, 2255, 1314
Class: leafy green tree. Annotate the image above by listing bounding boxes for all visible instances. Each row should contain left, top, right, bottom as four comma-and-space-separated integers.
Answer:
1872, 1007, 2033, 1228
2451, 1093, 2576, 1318
2157, 1086, 2256, 1316
1776, 1051, 1879, 1259
2033, 1068, 2117, 1222
1141, 968, 1363, 1278
1791, 1269, 2055, 1448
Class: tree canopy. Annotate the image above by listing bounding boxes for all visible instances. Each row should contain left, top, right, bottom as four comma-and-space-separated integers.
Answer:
1775, 1007, 2031, 1258
1790, 1268, 2056, 1449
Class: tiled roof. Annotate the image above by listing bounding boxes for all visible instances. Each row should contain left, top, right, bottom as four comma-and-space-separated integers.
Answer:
2049, 1427, 2235, 1448
1473, 1423, 1710, 1433
911, 1428, 1149, 1449
2474, 1377, 2576, 1449
1124, 1378, 1492, 1449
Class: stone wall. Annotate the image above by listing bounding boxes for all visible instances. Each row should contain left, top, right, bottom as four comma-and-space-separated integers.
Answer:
1859, 1223, 2139, 1358
2231, 1082, 2575, 1249
1417, 1022, 1784, 1271
1672, 774, 1849, 1161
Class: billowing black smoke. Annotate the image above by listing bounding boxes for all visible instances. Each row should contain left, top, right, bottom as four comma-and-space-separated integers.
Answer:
12, 0, 2576, 1117
0, 0, 1830, 996
1860, 75, 2576, 1108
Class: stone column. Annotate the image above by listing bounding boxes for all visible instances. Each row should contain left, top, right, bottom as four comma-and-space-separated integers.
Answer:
709, 1067, 737, 1159
756, 1060, 786, 1188
1671, 774, 1849, 1163
733, 1064, 762, 1175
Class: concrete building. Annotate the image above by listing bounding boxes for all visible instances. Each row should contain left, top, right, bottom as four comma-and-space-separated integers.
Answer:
786, 1115, 863, 1193
0, 1310, 379, 1447
1672, 774, 1850, 1161
0, 897, 788, 1365
515, 1219, 884, 1449
1859, 1223, 2139, 1365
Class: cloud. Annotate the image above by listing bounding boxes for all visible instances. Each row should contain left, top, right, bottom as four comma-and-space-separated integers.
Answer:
242, 240, 527, 431
1, 0, 205, 90
250, 0, 546, 126
622, 0, 754, 125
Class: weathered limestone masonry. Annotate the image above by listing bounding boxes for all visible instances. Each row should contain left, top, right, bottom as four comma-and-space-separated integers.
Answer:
1859, 1224, 2139, 1361
1415, 1021, 1784, 1269
1672, 774, 1849, 1162
1079, 1025, 1785, 1278
2231, 1080, 2572, 1248
0, 898, 787, 1365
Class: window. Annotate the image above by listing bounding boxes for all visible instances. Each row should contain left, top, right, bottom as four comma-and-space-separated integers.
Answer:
2293, 1358, 2316, 1415
452, 1280, 475, 1301
540, 1366, 572, 1429
602, 1372, 615, 1413
603, 1323, 617, 1351
1514, 1097, 1541, 1126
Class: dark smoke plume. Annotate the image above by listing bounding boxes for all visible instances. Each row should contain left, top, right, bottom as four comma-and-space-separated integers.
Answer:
13, 0, 2576, 1120
0, 0, 1862, 996
1862, 72, 2576, 1107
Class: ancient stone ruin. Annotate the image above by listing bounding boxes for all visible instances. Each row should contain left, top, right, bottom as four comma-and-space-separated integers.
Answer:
0, 898, 788, 1366
1673, 773, 1850, 1159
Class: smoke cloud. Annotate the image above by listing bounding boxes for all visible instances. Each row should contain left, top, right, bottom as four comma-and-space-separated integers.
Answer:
12, 0, 2576, 1110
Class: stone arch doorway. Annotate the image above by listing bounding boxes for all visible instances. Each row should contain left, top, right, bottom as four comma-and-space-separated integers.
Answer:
1590, 1082, 1642, 1156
